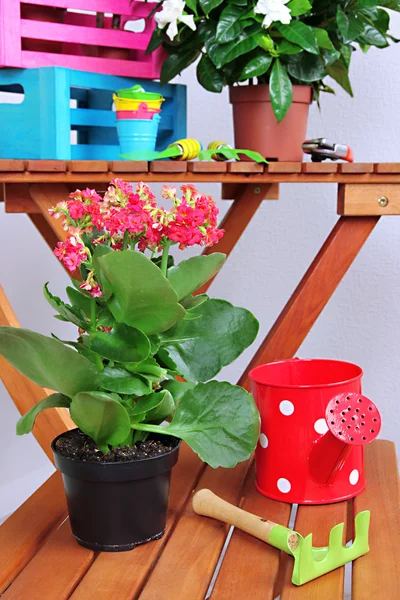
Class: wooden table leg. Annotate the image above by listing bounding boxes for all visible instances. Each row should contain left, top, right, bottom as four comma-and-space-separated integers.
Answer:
197, 183, 274, 294
238, 216, 380, 391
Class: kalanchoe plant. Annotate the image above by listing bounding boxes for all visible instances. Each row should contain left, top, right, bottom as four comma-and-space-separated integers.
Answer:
147, 0, 399, 121
0, 180, 260, 468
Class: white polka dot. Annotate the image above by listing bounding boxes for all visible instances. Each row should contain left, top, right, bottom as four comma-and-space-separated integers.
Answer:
314, 418, 329, 435
259, 433, 268, 448
349, 469, 359, 485
279, 400, 294, 416
277, 478, 291, 493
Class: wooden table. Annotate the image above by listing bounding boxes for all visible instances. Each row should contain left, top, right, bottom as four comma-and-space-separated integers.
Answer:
1, 160, 400, 599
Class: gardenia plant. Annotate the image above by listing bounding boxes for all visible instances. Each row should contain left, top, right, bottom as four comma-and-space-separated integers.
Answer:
0, 180, 260, 468
148, 0, 399, 121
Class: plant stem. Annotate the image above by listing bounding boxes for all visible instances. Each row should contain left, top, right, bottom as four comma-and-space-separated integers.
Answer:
132, 422, 174, 435
160, 243, 170, 277
122, 230, 129, 251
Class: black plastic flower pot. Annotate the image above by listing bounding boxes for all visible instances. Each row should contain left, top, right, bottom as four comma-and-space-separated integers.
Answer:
52, 430, 181, 552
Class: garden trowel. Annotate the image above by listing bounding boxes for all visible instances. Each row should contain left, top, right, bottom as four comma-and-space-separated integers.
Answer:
192, 489, 370, 586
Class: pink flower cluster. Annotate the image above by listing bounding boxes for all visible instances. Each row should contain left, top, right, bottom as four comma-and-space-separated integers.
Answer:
50, 179, 224, 295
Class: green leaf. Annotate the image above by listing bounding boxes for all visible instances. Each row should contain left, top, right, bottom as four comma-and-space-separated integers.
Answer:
185, 0, 197, 14
269, 59, 293, 123
199, 0, 224, 16
168, 254, 226, 301
130, 390, 167, 418
66, 286, 92, 317
287, 0, 312, 17
146, 27, 164, 54
43, 284, 86, 329
256, 33, 275, 53
224, 25, 260, 64
92, 245, 113, 300
336, 7, 365, 43
159, 298, 259, 382
314, 28, 336, 51
162, 379, 196, 404
196, 55, 224, 93
216, 5, 245, 43
276, 22, 320, 55
90, 323, 150, 363
16, 393, 71, 435
0, 327, 100, 397
277, 39, 303, 55
287, 54, 325, 82
327, 59, 354, 96
164, 381, 260, 468
100, 367, 151, 395
180, 294, 209, 311
239, 52, 273, 80
146, 390, 175, 422
96, 250, 186, 335
160, 49, 201, 84
70, 391, 131, 453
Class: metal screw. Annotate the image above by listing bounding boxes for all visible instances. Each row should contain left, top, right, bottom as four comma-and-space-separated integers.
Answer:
254, 186, 261, 194
378, 196, 389, 207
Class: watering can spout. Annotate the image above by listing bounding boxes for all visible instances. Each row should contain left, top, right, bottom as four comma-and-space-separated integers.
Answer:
309, 393, 381, 486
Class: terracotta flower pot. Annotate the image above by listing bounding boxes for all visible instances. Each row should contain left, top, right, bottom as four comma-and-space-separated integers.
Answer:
229, 84, 312, 162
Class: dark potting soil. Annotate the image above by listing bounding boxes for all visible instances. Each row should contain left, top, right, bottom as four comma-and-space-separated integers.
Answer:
54, 429, 178, 463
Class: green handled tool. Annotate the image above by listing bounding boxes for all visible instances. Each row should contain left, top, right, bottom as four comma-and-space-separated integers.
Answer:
192, 489, 370, 586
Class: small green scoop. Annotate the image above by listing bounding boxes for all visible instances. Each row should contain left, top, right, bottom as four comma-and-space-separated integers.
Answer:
192, 489, 370, 586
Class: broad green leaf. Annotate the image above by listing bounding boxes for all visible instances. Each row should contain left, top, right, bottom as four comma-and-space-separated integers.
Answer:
66, 286, 92, 317
124, 357, 168, 382
239, 53, 273, 80
90, 323, 150, 363
322, 47, 341, 67
180, 294, 209, 311
269, 59, 293, 123
340, 44, 353, 68
276, 22, 319, 55
162, 379, 196, 404
0, 327, 100, 397
197, 55, 224, 93
224, 25, 260, 64
168, 254, 225, 301
96, 250, 186, 335
327, 59, 354, 96
216, 5, 245, 43
100, 367, 151, 395
159, 299, 259, 382
71, 391, 131, 453
287, 54, 325, 82
146, 390, 175, 422
314, 28, 336, 51
199, 0, 224, 15
358, 17, 389, 47
43, 284, 86, 329
146, 27, 164, 54
336, 7, 364, 43
287, 0, 312, 16
16, 393, 71, 435
160, 49, 201, 84
278, 39, 303, 55
131, 390, 167, 417
185, 0, 197, 13
164, 381, 260, 468
156, 347, 179, 371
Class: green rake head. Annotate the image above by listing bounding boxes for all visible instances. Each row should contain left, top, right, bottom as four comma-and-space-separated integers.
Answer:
269, 510, 371, 586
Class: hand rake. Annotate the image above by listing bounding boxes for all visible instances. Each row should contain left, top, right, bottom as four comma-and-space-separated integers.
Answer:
192, 489, 370, 586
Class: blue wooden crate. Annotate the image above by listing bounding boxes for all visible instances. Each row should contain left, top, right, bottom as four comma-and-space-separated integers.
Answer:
0, 67, 186, 160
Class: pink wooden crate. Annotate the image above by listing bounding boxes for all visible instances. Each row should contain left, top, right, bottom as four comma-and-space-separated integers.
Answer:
0, 0, 165, 78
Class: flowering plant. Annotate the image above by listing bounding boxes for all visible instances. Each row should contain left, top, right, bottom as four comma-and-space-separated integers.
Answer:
147, 0, 399, 121
0, 180, 260, 468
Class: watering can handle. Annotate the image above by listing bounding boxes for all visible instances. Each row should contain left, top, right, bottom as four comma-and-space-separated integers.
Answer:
193, 489, 279, 544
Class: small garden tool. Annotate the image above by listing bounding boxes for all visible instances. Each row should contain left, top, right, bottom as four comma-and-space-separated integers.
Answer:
302, 138, 354, 162
192, 489, 371, 586
309, 392, 382, 485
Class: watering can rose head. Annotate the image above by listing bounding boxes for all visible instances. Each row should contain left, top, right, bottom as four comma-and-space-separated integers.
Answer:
0, 179, 260, 468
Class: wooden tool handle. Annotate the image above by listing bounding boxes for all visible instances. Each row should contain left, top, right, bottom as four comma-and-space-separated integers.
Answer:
192, 489, 277, 544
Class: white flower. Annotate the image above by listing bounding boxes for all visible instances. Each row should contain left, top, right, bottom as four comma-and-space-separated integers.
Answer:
155, 0, 196, 41
254, 0, 292, 29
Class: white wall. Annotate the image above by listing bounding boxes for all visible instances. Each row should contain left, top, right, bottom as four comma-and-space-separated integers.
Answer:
1, 14, 399, 518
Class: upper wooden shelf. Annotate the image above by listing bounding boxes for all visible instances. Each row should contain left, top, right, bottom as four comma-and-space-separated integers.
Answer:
1, 160, 400, 184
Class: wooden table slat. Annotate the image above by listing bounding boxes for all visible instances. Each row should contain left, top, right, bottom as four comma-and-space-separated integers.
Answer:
339, 163, 374, 174
0, 160, 25, 172
0, 473, 67, 594
149, 161, 188, 173
139, 458, 251, 600
374, 163, 400, 173
188, 162, 228, 173
71, 443, 204, 600
302, 162, 339, 173
26, 161, 66, 172
267, 162, 302, 173
281, 501, 348, 599
109, 161, 149, 173
227, 162, 265, 173
68, 161, 109, 173
212, 463, 291, 600
352, 440, 400, 600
